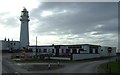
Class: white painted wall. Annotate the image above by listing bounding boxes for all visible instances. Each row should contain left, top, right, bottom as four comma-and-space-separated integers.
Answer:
0, 40, 20, 51
72, 54, 100, 60
1, 41, 9, 50
28, 46, 55, 54
72, 46, 116, 60
9, 41, 20, 50
20, 21, 29, 49
50, 57, 70, 60
59, 46, 68, 55
100, 46, 116, 56
82, 45, 89, 53
20, 9, 29, 49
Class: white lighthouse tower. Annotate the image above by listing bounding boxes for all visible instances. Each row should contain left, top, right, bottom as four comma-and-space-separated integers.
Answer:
20, 7, 30, 49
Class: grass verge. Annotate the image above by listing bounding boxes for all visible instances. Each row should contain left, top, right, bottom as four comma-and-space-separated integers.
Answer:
14, 56, 112, 63
100, 60, 120, 74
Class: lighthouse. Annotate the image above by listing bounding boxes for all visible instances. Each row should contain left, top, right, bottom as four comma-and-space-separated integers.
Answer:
20, 7, 30, 49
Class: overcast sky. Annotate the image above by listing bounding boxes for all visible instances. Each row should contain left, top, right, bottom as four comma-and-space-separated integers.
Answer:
0, 0, 118, 49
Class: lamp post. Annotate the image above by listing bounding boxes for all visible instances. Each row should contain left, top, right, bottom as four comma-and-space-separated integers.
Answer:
107, 47, 112, 73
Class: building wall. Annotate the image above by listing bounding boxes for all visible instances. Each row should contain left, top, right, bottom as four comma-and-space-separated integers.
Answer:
20, 8, 29, 49
100, 46, 116, 56
9, 41, 20, 50
0, 40, 20, 51
58, 45, 89, 54
72, 46, 116, 60
26, 45, 116, 60
72, 54, 100, 60
59, 46, 68, 55
28, 46, 55, 54
50, 57, 71, 60
1, 41, 9, 50
81, 45, 89, 53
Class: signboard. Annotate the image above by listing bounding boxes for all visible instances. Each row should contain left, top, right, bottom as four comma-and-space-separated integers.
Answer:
108, 47, 112, 53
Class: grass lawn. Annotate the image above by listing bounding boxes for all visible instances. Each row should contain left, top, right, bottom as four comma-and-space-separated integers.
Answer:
14, 57, 112, 63
100, 60, 120, 74
14, 59, 77, 63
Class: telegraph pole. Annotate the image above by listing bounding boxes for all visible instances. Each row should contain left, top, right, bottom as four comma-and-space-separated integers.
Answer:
35, 36, 37, 59
108, 47, 112, 73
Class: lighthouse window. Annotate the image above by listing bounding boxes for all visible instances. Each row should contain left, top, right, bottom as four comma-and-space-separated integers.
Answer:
11, 43, 12, 45
14, 43, 15, 45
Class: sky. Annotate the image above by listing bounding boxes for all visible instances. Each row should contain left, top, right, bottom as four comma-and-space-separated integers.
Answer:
0, 0, 119, 50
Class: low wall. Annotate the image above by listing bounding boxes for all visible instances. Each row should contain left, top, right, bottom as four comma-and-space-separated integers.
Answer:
50, 57, 71, 60
72, 54, 100, 60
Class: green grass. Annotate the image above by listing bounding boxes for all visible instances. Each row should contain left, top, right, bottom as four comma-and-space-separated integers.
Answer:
15, 60, 67, 63
14, 57, 112, 63
14, 59, 77, 63
100, 60, 120, 74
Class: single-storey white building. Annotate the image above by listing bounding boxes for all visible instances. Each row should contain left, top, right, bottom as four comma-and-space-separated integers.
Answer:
0, 38, 20, 52
27, 44, 116, 60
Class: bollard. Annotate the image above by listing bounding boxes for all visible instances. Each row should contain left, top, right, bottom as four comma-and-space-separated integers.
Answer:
48, 63, 51, 70
107, 63, 108, 69
109, 67, 111, 73
15, 72, 19, 75
57, 61, 60, 66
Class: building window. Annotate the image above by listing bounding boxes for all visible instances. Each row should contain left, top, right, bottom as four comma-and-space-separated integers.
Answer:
66, 49, 70, 53
11, 43, 12, 45
78, 49, 81, 53
89, 49, 93, 53
52, 49, 54, 53
101, 50, 103, 51
43, 49, 47, 53
72, 49, 77, 53
39, 49, 41, 52
29, 48, 32, 51
14, 43, 15, 45
36, 49, 38, 52
95, 49, 98, 53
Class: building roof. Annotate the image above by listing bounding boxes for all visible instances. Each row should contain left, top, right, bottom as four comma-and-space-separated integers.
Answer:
29, 45, 53, 47
1, 40, 20, 42
29, 44, 101, 47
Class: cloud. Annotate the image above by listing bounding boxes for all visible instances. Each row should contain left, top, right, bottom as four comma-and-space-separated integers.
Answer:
29, 2, 118, 48
0, 2, 118, 49
30, 2, 117, 34
0, 17, 19, 28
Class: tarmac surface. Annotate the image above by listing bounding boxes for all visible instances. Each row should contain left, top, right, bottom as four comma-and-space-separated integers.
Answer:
2, 53, 119, 75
